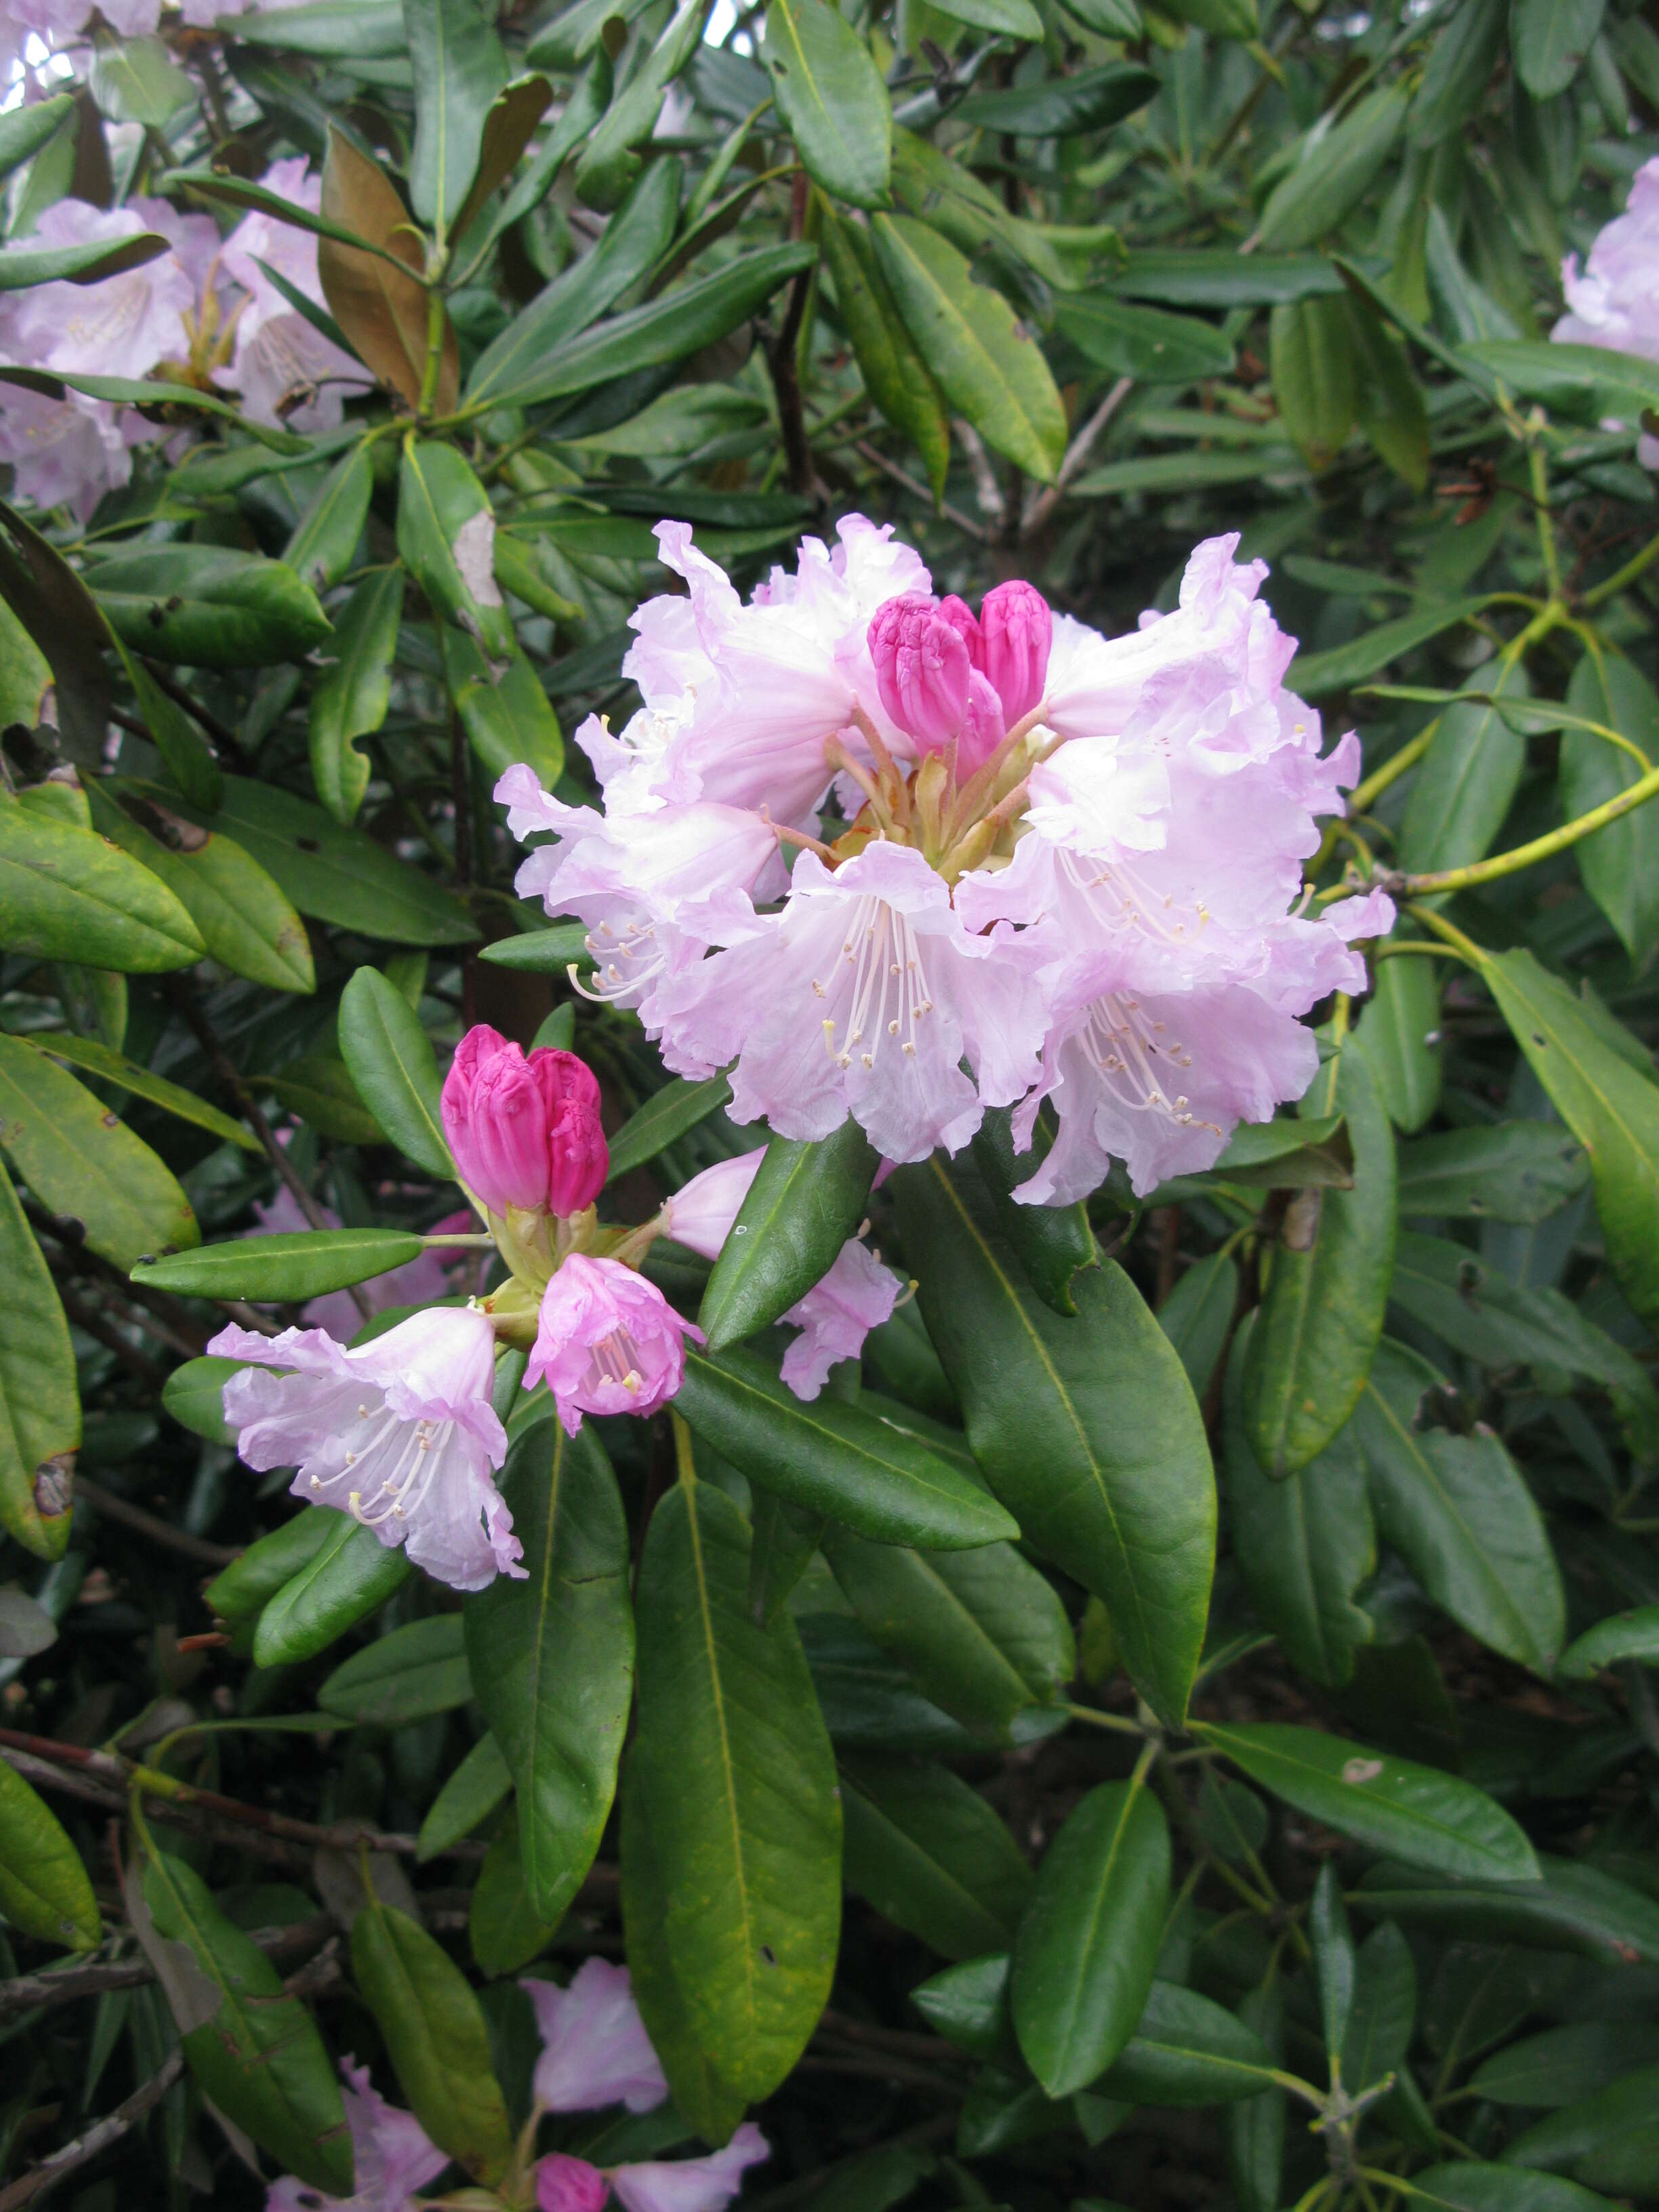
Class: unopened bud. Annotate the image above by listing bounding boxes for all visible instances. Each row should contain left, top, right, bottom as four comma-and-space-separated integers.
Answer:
979, 579, 1052, 723
867, 593, 971, 754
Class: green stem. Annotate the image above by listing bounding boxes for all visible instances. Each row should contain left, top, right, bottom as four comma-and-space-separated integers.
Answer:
1372, 939, 1473, 964
1582, 523, 1659, 611
1347, 724, 1436, 817
1401, 758, 1659, 895
1528, 435, 1562, 601
418, 285, 448, 417
1065, 1700, 1149, 1738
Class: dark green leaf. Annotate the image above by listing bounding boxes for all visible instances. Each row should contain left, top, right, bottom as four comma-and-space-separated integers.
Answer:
1292, 601, 1490, 699
1400, 662, 1529, 877
761, 0, 891, 209
699, 1120, 878, 1351
203, 1508, 334, 1620
308, 568, 401, 824
88, 546, 328, 668
1398, 2167, 1615, 2211
285, 443, 375, 592
956, 63, 1158, 138
840, 1753, 1032, 1960
0, 1758, 98, 1949
1395, 1122, 1589, 1223
471, 1820, 558, 1977
1256, 85, 1409, 250
1557, 1606, 1659, 1679
0, 791, 203, 975
417, 1732, 512, 1861
971, 1104, 1099, 1317
1561, 650, 1659, 970
406, 0, 508, 234
134, 1227, 425, 1302
338, 965, 454, 1177
1353, 1853, 1659, 1965
606, 1076, 733, 1183
397, 441, 514, 661
252, 1515, 415, 1667
1360, 951, 1443, 1132
1093, 1981, 1280, 2106
819, 209, 949, 504
1057, 292, 1234, 383
1511, 0, 1605, 99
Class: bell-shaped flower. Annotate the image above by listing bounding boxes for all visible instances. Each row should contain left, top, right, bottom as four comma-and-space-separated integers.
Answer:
0, 386, 132, 522
523, 1960, 670, 2116
666, 1151, 900, 1400
207, 1307, 521, 1592
3, 200, 197, 380
267, 2057, 447, 2212
537, 2126, 770, 2212
652, 841, 1046, 1164
442, 1025, 607, 1219
216, 158, 373, 432
528, 1256, 702, 1433
1553, 155, 1659, 466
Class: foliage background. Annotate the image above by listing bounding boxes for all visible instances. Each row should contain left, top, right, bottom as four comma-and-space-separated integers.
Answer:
4, 0, 1659, 2208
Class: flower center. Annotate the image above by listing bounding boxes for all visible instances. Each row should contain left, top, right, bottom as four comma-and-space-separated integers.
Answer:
1078, 994, 1220, 1136
318, 1399, 456, 1527
815, 896, 934, 1072
1058, 850, 1210, 953
586, 1330, 646, 1397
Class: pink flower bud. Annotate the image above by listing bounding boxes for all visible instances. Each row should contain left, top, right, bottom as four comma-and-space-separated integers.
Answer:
978, 579, 1052, 723
528, 1255, 703, 1434
441, 1025, 608, 1218
537, 2155, 611, 2212
935, 593, 982, 661
958, 669, 1006, 778
867, 593, 971, 753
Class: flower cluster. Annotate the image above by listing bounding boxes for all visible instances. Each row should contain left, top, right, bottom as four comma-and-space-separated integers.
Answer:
212, 1029, 899, 1591
0, 156, 366, 518
265, 1959, 769, 2212
1552, 153, 1659, 470
500, 520, 1393, 1202
1, 0, 306, 75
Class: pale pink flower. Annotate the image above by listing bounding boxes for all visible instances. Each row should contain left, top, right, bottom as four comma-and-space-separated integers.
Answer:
247, 1183, 455, 1338
1553, 155, 1659, 467
666, 1150, 899, 1399
523, 1959, 669, 2116
441, 1025, 607, 1218
651, 841, 1046, 1164
267, 2057, 446, 2212
0, 385, 131, 521
537, 2126, 769, 2212
3, 199, 195, 377
217, 157, 371, 432
527, 1254, 701, 1434
207, 1307, 522, 1591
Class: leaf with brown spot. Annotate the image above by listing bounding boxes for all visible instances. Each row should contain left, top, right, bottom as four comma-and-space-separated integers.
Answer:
316, 127, 455, 413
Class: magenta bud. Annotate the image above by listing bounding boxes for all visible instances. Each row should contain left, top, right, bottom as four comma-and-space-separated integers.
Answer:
935, 594, 982, 663
537, 2154, 611, 2212
867, 592, 971, 754
979, 579, 1052, 723
441, 1025, 609, 1218
958, 669, 1007, 778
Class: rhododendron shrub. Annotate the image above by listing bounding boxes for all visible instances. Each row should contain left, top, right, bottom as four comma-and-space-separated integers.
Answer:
1, 9, 1658, 2212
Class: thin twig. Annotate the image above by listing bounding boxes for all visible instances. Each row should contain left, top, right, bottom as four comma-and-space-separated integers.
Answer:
853, 441, 989, 544
139, 659, 238, 756
953, 418, 1006, 527
73, 1478, 240, 1570
47, 1275, 165, 1387
0, 2049, 184, 2210
1021, 375, 1133, 539
0, 1914, 336, 2022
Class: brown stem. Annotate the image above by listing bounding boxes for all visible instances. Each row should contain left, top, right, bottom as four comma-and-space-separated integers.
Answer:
853, 440, 990, 545
0, 1914, 336, 2023
139, 659, 237, 758
0, 2049, 184, 2211
1021, 375, 1134, 541
74, 1477, 239, 1570
48, 1279, 165, 1388
767, 260, 821, 501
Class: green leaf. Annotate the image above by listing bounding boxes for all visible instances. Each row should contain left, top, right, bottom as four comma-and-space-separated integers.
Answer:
443, 631, 565, 791
924, 0, 1042, 36
143, 1850, 350, 2192
479, 922, 591, 975
406, 0, 508, 234
606, 1076, 733, 1183
748, 1491, 824, 1626
264, 1055, 380, 1143
252, 1515, 415, 1667
87, 31, 196, 125
1292, 600, 1490, 699
397, 442, 514, 662
911, 1952, 1017, 2061
319, 1616, 472, 1724
350, 1898, 513, 2183
417, 1732, 513, 1860
203, 1509, 335, 1620
1471, 2022, 1659, 2108
467, 158, 682, 405
1269, 295, 1357, 472
230, 1, 407, 54
165, 1356, 247, 1449
1256, 84, 1410, 250
85, 782, 314, 997
0, 94, 73, 180
285, 443, 375, 592
956, 62, 1156, 136
1464, 337, 1659, 412
1010, 1775, 1170, 2096
1362, 951, 1442, 1132
35, 1031, 256, 1156
822, 1521, 1074, 1738
308, 568, 402, 824
872, 215, 1066, 483
840, 1753, 1032, 1960
1351, 296, 1431, 491
463, 1420, 633, 1925
1193, 1720, 1538, 1881
1395, 1122, 1589, 1223
115, 652, 222, 813
1155, 1251, 1237, 1399
633, 1480, 840, 2102
819, 210, 949, 504
1353, 1853, 1659, 1966
133, 1227, 426, 1302
1352, 1338, 1564, 1672
619, 1750, 750, 2146
1400, 661, 1529, 877
1054, 0, 1139, 30
0, 228, 173, 289
1558, 1606, 1659, 1679
0, 1757, 98, 1949
1057, 291, 1234, 383
1114, 250, 1343, 307
1411, 0, 1508, 144
338, 966, 454, 1178
1511, 0, 1605, 99
573, 0, 708, 210
472, 243, 817, 409
699, 1121, 878, 1352
87, 546, 328, 668
1398, 2167, 1616, 2211
1223, 1317, 1374, 1689
1243, 1038, 1395, 1478
1509, 2064, 1659, 2194
1389, 1234, 1649, 1404
451, 74, 555, 241
1092, 1982, 1281, 2107
470, 1820, 558, 1977
1343, 1917, 1414, 2089
174, 776, 476, 947
1561, 650, 1659, 970
0, 1031, 196, 1271
0, 790, 203, 975
971, 1107, 1098, 1318
674, 1345, 1017, 1549
1468, 945, 1659, 1334
761, 0, 890, 209
893, 1154, 1214, 1729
